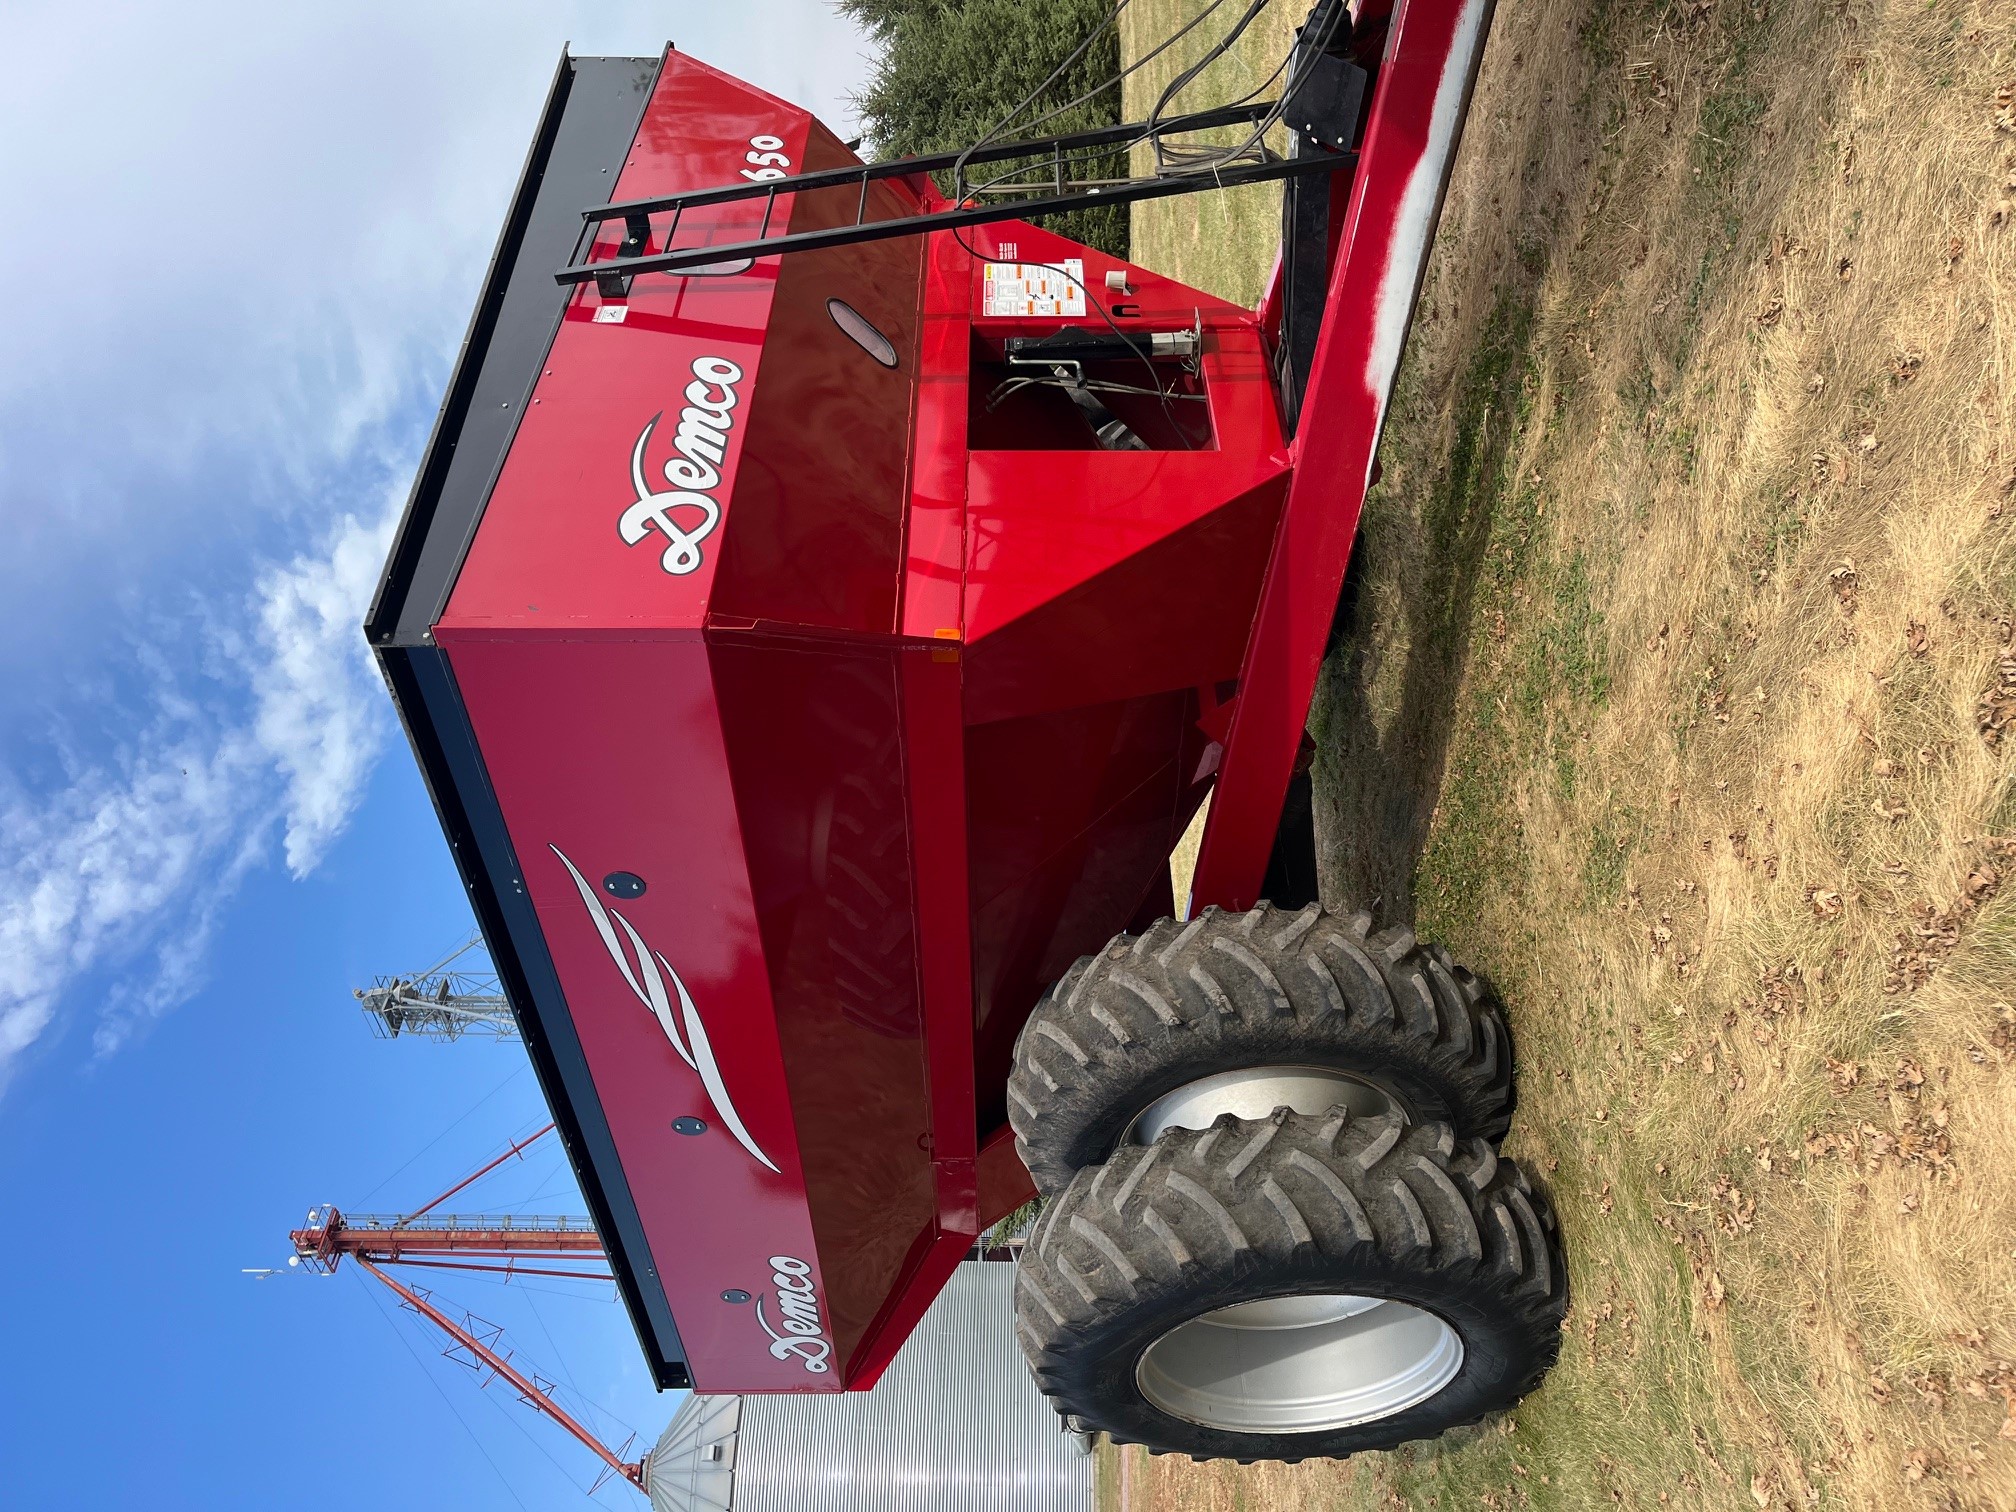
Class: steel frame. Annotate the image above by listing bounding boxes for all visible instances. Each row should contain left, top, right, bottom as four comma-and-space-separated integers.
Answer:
361, 1258, 646, 1492
555, 100, 1355, 288
1190, 0, 1497, 913
364, 0, 1499, 1412
295, 1129, 634, 1492
362, 48, 690, 1388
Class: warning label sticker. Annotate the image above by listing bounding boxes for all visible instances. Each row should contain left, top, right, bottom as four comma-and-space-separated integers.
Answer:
982, 260, 1087, 318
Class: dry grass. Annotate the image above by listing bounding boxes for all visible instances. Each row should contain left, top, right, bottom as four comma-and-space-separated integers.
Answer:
1113, 0, 2016, 1508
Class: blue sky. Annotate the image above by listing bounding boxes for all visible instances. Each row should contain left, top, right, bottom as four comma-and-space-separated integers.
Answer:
0, 6, 871, 1506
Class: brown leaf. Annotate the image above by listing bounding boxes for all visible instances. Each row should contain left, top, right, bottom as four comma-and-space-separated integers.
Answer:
1809, 888, 1843, 920
1906, 619, 1930, 657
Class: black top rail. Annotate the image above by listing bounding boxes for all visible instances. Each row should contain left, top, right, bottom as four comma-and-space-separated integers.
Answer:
579, 100, 1287, 224
556, 100, 1354, 292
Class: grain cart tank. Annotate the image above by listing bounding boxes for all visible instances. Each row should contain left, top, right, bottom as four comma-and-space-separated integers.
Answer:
370, 2, 1567, 1464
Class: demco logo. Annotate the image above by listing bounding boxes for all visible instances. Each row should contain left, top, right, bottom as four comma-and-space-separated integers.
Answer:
550, 844, 780, 1174
755, 1254, 832, 1373
618, 354, 743, 576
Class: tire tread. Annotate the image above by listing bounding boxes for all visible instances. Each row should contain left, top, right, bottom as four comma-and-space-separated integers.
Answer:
1010, 905, 1515, 1193
1015, 1111, 1567, 1461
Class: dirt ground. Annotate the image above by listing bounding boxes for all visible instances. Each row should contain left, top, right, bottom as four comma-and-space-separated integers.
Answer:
1111, 0, 2016, 1508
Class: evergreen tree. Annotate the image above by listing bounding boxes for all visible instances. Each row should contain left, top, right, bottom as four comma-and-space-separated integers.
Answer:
837, 0, 1129, 257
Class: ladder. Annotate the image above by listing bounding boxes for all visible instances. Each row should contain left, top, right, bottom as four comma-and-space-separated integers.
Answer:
555, 100, 1358, 296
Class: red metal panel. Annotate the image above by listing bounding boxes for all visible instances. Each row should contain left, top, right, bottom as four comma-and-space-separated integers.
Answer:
708, 122, 926, 634
975, 1122, 1038, 1230
444, 52, 815, 632
833, 642, 984, 1388
961, 471, 1286, 727
832, 1218, 972, 1392
899, 644, 980, 1194
441, 629, 844, 1392
413, 20, 1505, 1395
963, 690, 1194, 1126
898, 231, 975, 643
707, 636, 939, 1372
1191, 0, 1497, 911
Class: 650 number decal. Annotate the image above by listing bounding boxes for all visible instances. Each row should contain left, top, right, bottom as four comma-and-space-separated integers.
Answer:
740, 134, 792, 182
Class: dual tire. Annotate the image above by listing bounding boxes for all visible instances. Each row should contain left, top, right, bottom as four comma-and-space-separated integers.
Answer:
1005, 902, 1566, 1462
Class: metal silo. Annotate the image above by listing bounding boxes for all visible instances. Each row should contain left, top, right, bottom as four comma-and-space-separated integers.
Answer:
646, 1261, 1092, 1511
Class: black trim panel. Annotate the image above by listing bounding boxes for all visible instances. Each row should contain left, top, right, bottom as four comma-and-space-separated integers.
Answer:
384, 647, 690, 1387
367, 51, 662, 644
364, 50, 689, 1387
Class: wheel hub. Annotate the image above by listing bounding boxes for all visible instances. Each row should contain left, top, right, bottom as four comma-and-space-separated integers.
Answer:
1127, 1065, 1406, 1145
1135, 1292, 1464, 1432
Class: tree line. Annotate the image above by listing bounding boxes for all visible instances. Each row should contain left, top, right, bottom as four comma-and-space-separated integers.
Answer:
837, 0, 1130, 257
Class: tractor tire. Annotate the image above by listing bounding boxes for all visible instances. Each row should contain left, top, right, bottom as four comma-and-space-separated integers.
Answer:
1014, 1109, 1566, 1462
1007, 903, 1514, 1196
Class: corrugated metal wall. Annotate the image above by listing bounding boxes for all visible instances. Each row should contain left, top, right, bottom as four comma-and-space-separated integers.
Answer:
648, 1261, 1092, 1512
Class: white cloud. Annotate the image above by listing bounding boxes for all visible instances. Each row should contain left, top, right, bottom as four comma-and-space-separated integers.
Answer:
0, 0, 875, 676
0, 492, 403, 1083
0, 2, 878, 1084
89, 823, 265, 1061
249, 505, 398, 877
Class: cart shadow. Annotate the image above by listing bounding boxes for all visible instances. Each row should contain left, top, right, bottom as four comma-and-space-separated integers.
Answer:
1310, 332, 1532, 929
1304, 119, 1579, 925
1299, 0, 1642, 929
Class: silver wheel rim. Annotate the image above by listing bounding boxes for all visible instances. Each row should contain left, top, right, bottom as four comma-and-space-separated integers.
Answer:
1126, 1065, 1408, 1146
1136, 1293, 1464, 1432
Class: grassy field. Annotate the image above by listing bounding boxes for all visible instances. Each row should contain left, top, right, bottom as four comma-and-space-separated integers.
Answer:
1109, 0, 2016, 1508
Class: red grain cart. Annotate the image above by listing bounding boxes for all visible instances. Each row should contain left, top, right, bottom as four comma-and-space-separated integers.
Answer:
369, 0, 1564, 1462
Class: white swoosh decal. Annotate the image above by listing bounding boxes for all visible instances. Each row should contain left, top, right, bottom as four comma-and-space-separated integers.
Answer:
550, 845, 780, 1173
610, 909, 695, 1070
630, 418, 657, 504
650, 946, 778, 1174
